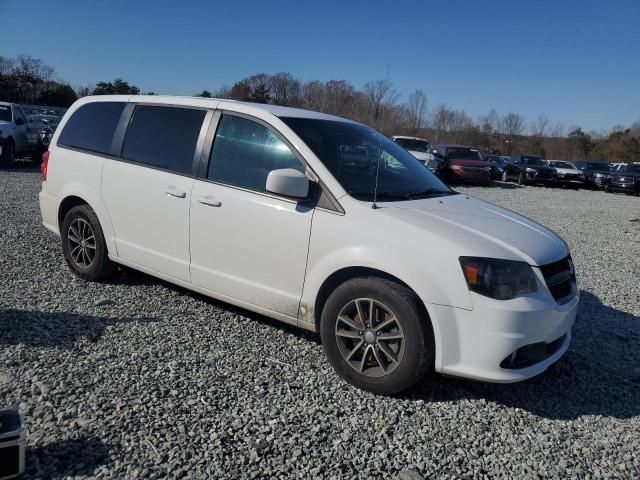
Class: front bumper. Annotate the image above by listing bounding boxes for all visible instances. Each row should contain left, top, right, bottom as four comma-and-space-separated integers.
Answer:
449, 169, 491, 183
426, 281, 578, 383
608, 182, 639, 194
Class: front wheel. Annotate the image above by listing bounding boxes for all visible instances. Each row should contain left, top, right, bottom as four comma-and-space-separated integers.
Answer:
501, 170, 509, 182
320, 277, 435, 395
61, 204, 116, 281
517, 172, 526, 185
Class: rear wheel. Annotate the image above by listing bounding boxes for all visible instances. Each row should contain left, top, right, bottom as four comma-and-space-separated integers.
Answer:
61, 205, 115, 281
501, 170, 508, 182
0, 140, 16, 168
320, 277, 434, 395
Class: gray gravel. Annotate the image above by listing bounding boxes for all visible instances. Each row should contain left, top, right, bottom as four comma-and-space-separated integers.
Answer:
1, 164, 639, 479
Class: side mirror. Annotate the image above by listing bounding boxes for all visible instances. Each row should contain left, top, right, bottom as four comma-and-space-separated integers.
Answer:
15, 117, 25, 126
266, 168, 310, 199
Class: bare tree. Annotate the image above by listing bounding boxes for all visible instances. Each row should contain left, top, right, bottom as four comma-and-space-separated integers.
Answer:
431, 104, 455, 144
405, 89, 428, 134
501, 112, 525, 153
530, 115, 549, 137
300, 80, 326, 112
0, 56, 15, 76
548, 122, 565, 138
363, 79, 399, 129
269, 72, 301, 106
76, 85, 95, 97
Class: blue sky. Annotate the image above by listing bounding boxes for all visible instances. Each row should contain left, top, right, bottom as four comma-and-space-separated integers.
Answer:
2, 0, 639, 131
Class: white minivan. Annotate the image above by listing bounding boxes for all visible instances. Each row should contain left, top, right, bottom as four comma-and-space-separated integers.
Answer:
39, 96, 579, 394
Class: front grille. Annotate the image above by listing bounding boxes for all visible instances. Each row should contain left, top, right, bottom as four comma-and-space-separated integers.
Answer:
563, 173, 582, 181
540, 255, 576, 303
536, 170, 553, 180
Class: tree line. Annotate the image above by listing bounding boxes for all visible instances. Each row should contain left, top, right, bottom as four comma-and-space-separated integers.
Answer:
1, 55, 638, 162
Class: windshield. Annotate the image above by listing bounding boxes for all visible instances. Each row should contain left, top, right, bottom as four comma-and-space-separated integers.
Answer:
587, 162, 609, 172
551, 161, 574, 169
621, 164, 640, 174
447, 147, 482, 161
281, 117, 453, 201
0, 105, 11, 122
521, 156, 547, 166
394, 138, 430, 153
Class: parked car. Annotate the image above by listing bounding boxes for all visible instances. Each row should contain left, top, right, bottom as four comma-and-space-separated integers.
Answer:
391, 136, 431, 163
548, 160, 585, 188
502, 155, 557, 186
40, 95, 578, 394
433, 144, 491, 185
483, 154, 508, 180
573, 160, 611, 189
0, 102, 53, 167
605, 163, 640, 195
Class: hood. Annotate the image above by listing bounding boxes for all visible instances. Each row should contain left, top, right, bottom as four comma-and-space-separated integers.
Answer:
408, 150, 431, 162
449, 159, 486, 167
379, 194, 568, 266
554, 167, 581, 174
524, 165, 555, 172
611, 171, 640, 178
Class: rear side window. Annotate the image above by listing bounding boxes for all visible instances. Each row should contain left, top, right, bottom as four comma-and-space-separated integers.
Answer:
122, 105, 206, 175
58, 102, 125, 154
208, 114, 304, 192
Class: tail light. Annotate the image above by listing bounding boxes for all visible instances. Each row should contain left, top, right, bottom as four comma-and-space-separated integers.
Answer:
41, 150, 50, 181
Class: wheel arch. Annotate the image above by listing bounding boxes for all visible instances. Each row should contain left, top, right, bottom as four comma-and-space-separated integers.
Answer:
312, 266, 430, 332
58, 195, 90, 231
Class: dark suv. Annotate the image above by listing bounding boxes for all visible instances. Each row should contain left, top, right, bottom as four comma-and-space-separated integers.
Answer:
503, 155, 557, 186
573, 160, 611, 189
606, 163, 640, 195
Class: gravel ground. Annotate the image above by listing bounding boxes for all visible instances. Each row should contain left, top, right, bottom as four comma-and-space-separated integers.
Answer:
1, 164, 639, 479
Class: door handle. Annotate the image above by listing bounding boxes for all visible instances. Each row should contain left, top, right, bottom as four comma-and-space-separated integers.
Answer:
165, 186, 186, 198
197, 195, 222, 207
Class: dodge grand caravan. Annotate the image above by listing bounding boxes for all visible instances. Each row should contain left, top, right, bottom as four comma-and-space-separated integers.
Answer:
39, 96, 579, 394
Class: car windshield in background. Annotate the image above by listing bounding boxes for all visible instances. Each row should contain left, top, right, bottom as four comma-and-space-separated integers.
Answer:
552, 161, 574, 169
281, 117, 454, 201
0, 105, 11, 122
623, 164, 640, 173
486, 156, 506, 166
447, 148, 482, 160
588, 162, 610, 172
522, 156, 547, 166
395, 138, 429, 152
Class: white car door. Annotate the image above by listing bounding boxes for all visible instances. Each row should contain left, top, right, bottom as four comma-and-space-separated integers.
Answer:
101, 104, 208, 282
190, 113, 314, 319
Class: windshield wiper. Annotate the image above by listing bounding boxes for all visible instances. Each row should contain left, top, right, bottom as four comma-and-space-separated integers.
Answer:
403, 189, 453, 200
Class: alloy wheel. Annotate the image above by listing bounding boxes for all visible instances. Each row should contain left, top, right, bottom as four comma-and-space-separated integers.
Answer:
335, 298, 405, 378
67, 218, 96, 268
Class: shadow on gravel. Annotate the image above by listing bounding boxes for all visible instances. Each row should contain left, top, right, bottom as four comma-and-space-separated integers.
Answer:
26, 437, 111, 478
0, 159, 40, 173
409, 289, 640, 420
0, 309, 158, 348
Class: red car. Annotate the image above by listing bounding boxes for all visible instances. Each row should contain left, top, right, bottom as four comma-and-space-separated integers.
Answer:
434, 144, 491, 185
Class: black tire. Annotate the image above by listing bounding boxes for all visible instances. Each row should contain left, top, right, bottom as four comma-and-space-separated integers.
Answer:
320, 277, 435, 395
61, 204, 115, 281
501, 170, 509, 182
0, 140, 16, 168
517, 171, 525, 185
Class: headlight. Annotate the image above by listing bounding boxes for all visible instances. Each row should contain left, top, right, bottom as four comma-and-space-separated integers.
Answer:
459, 257, 537, 300
594, 172, 605, 178
482, 166, 491, 172
526, 168, 537, 174
450, 165, 462, 171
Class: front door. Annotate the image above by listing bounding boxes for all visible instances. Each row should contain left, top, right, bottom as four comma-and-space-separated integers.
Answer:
190, 113, 314, 319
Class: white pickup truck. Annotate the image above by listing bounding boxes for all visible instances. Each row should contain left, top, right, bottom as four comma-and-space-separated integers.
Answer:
0, 102, 52, 167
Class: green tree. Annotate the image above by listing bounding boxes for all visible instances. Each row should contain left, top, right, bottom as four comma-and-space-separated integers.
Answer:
93, 78, 140, 95
36, 83, 78, 107
621, 137, 640, 163
249, 83, 271, 104
197, 90, 212, 98
567, 128, 594, 159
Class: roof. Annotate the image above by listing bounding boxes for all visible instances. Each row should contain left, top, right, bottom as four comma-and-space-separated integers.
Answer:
392, 135, 429, 142
80, 95, 356, 123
